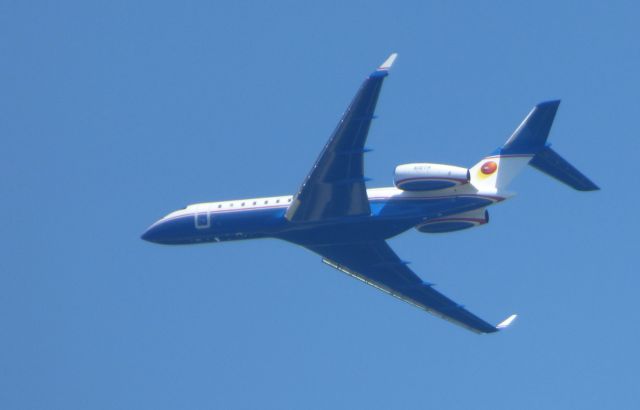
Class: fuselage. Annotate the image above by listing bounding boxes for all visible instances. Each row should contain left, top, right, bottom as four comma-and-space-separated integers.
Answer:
141, 185, 508, 246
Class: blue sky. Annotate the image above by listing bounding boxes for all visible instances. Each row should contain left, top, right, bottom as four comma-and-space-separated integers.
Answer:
1, 1, 638, 409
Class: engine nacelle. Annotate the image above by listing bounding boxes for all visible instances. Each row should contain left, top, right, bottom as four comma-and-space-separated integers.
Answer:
417, 209, 489, 234
394, 163, 470, 191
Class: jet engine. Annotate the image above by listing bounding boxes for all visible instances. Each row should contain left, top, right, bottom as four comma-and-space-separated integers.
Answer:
416, 209, 489, 234
394, 163, 469, 191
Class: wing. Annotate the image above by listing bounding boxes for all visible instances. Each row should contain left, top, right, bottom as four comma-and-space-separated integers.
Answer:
285, 54, 398, 222
304, 240, 515, 334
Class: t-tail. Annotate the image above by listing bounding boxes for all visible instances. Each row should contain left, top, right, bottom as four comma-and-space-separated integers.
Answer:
470, 100, 599, 193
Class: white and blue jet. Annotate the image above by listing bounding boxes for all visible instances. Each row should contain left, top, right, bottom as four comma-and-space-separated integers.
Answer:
142, 54, 598, 334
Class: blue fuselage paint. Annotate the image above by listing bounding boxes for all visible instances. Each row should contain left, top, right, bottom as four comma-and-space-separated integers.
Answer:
142, 190, 500, 246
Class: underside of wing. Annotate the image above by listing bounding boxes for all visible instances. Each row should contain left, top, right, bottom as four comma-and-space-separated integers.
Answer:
285, 54, 397, 222
303, 240, 510, 334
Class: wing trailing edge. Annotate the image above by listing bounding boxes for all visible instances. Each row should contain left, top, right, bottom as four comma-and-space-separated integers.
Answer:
304, 240, 503, 334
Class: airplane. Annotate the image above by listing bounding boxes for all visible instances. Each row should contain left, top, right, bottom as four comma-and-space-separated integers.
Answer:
141, 54, 598, 334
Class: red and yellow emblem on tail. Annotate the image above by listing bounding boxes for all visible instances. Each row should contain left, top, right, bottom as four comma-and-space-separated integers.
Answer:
474, 160, 498, 181
481, 161, 498, 175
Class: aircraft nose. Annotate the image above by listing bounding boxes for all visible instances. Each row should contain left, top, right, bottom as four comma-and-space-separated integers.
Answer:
141, 222, 163, 243
141, 213, 191, 245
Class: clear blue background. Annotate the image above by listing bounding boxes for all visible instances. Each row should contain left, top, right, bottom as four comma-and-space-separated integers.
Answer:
2, 1, 638, 409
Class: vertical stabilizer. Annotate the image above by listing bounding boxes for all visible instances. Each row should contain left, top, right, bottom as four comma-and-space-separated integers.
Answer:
470, 101, 561, 192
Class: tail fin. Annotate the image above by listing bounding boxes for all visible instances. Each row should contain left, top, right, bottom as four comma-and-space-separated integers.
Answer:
470, 100, 599, 192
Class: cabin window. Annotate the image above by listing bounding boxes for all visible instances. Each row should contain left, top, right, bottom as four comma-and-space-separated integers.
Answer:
253, 201, 256, 205
288, 198, 292, 202
264, 200, 268, 204
276, 199, 280, 204
241, 202, 245, 207
230, 203, 234, 207
218, 204, 222, 209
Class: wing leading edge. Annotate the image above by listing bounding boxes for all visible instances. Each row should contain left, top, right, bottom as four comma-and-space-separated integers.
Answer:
285, 54, 398, 222
304, 240, 514, 334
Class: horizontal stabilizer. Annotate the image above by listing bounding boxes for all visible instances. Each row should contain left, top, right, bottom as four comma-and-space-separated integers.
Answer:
529, 146, 599, 191
496, 314, 518, 330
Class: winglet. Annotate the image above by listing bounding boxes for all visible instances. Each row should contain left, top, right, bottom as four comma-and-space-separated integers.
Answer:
378, 53, 398, 71
496, 314, 518, 330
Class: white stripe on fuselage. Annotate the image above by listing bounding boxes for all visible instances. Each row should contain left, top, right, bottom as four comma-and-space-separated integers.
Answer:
159, 184, 510, 222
